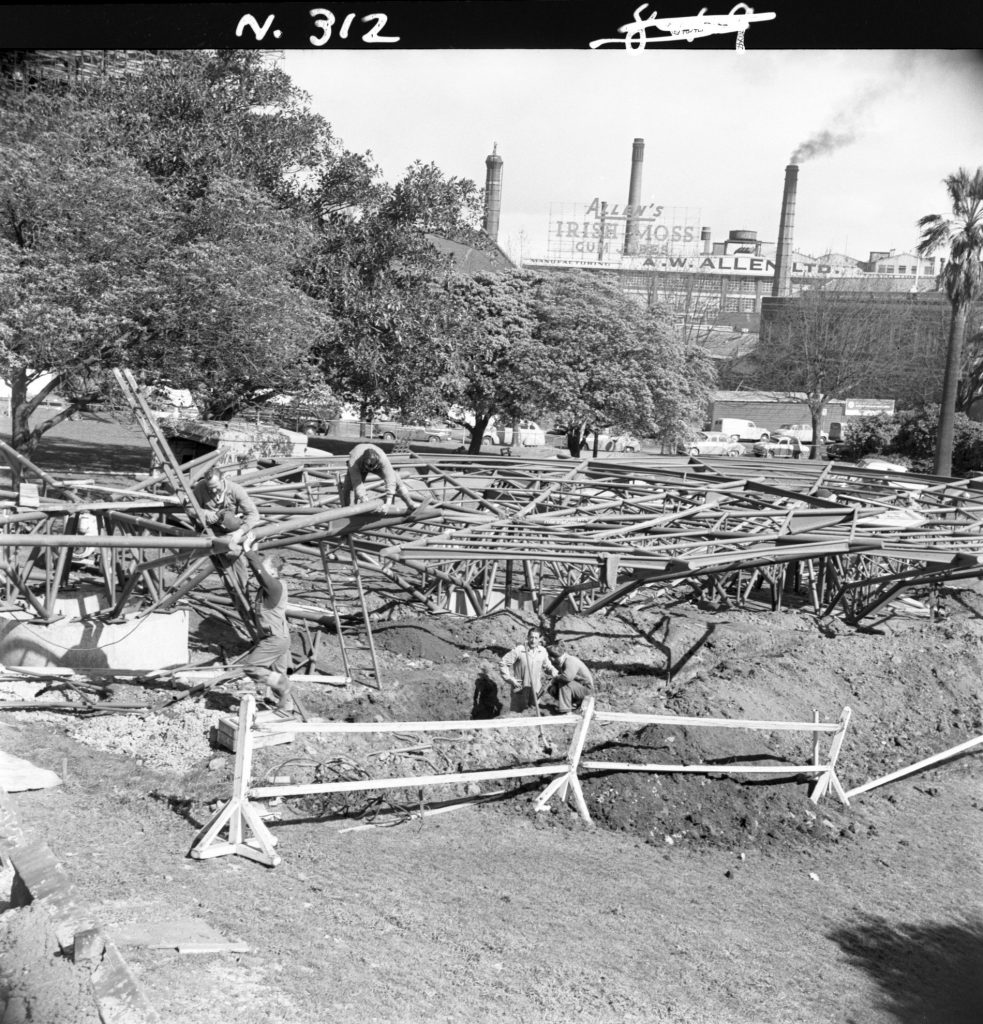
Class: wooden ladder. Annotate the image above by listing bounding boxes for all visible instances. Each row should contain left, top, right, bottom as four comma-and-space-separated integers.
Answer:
317, 536, 383, 688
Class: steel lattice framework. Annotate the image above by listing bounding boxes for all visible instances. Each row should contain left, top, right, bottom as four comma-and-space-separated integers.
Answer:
3, 401, 983, 647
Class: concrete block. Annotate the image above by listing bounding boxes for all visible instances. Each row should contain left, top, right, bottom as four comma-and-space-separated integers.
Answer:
0, 608, 189, 671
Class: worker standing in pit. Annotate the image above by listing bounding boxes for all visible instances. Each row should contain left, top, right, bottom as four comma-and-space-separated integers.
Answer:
500, 627, 556, 713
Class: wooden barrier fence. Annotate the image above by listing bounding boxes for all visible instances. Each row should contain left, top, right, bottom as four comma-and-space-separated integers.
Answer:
189, 696, 852, 868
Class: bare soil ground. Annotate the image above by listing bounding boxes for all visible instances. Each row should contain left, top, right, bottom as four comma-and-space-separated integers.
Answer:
1, 413, 982, 1023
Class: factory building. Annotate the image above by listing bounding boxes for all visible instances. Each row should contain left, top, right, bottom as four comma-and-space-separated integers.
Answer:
511, 139, 948, 333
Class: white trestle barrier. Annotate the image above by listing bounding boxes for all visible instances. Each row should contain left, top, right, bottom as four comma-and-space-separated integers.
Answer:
581, 707, 853, 807
189, 697, 852, 868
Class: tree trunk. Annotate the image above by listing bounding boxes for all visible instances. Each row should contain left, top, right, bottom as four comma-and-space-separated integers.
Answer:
809, 404, 823, 461
468, 413, 493, 456
935, 301, 968, 477
10, 366, 31, 455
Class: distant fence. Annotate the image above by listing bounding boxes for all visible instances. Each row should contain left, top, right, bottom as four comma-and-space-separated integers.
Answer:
190, 696, 852, 868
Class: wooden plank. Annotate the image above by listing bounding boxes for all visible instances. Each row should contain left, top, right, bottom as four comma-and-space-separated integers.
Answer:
91, 937, 163, 1023
580, 761, 825, 775
107, 917, 247, 952
249, 762, 568, 799
257, 713, 580, 736
844, 732, 983, 799
593, 711, 840, 732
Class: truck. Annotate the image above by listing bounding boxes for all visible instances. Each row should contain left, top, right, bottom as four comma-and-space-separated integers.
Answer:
712, 418, 771, 442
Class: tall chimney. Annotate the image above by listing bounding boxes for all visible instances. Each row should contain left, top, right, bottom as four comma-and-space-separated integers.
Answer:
771, 163, 799, 298
623, 137, 645, 256
483, 143, 504, 242
700, 226, 712, 255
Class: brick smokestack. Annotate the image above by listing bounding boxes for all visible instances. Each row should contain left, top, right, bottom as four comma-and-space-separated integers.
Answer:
483, 143, 503, 242
771, 163, 798, 298
623, 137, 645, 256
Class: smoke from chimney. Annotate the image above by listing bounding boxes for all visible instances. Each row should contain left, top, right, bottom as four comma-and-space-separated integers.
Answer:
771, 163, 798, 299
623, 138, 645, 256
790, 129, 854, 164
789, 79, 892, 164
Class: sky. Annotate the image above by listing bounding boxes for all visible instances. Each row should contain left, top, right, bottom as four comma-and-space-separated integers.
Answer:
282, 48, 983, 265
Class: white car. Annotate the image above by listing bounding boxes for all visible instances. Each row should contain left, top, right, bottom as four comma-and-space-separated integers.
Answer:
752, 435, 805, 459
778, 423, 828, 444
857, 456, 908, 473
679, 431, 744, 458
495, 419, 546, 446
585, 431, 641, 453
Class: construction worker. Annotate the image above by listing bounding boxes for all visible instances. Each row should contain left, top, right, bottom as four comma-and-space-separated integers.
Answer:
237, 535, 297, 713
341, 443, 416, 510
500, 627, 556, 713
191, 467, 260, 545
190, 467, 260, 591
545, 641, 594, 713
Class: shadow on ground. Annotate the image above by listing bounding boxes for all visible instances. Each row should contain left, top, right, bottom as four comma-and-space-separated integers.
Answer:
31, 434, 151, 477
828, 912, 983, 1024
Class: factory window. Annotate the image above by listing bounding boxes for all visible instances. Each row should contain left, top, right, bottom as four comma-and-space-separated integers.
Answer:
884, 266, 895, 274
897, 265, 907, 275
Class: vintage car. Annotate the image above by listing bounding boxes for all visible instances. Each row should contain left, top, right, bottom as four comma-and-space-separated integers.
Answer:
373, 422, 453, 443
678, 431, 745, 458
752, 435, 806, 459
777, 423, 829, 444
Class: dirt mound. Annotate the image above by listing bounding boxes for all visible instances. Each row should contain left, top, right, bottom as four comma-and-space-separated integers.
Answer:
582, 771, 858, 852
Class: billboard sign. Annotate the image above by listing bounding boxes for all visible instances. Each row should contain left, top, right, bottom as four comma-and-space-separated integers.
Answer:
844, 398, 896, 417
548, 200, 702, 262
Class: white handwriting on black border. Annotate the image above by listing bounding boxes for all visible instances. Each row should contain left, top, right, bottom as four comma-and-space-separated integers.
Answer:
590, 3, 776, 50
234, 10, 401, 45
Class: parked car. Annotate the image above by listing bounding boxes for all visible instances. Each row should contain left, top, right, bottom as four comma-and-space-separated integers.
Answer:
678, 431, 744, 458
712, 418, 770, 442
778, 423, 828, 444
752, 435, 805, 459
857, 455, 908, 473
585, 431, 641, 453
374, 421, 453, 443
495, 419, 547, 447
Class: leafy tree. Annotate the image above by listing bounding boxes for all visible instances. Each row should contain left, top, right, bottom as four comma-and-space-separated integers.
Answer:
304, 161, 488, 426
891, 405, 983, 476
89, 50, 334, 208
127, 178, 329, 419
842, 413, 899, 461
0, 94, 176, 450
383, 160, 485, 243
442, 270, 543, 454
917, 167, 983, 476
0, 53, 336, 448
525, 271, 712, 456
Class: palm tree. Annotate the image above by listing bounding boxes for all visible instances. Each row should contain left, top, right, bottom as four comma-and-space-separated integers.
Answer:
917, 167, 983, 476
